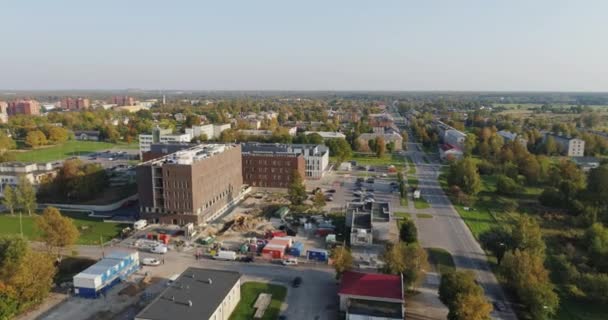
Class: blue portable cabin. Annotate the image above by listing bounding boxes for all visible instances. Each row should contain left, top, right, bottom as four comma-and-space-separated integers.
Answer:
289, 241, 304, 257
306, 248, 329, 262
73, 250, 140, 298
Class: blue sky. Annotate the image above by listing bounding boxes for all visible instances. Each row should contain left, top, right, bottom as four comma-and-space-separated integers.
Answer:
1, 0, 607, 91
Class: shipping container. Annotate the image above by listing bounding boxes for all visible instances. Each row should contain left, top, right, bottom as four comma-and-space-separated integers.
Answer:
265, 230, 287, 239
268, 238, 292, 249
262, 244, 286, 259
289, 241, 304, 257
307, 248, 329, 262
73, 249, 139, 298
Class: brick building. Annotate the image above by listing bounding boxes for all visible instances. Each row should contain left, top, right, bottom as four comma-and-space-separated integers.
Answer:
241, 151, 305, 188
7, 100, 41, 116
136, 144, 243, 225
61, 97, 90, 110
112, 96, 135, 106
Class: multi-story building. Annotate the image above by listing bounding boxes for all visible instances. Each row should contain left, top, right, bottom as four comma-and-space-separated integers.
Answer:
112, 96, 135, 106
498, 130, 528, 147
0, 101, 8, 123
0, 162, 59, 196
338, 271, 404, 320
7, 99, 41, 116
357, 132, 403, 152
544, 133, 585, 157
141, 142, 193, 162
185, 123, 231, 140
61, 97, 90, 110
304, 131, 346, 139
139, 126, 190, 157
136, 144, 243, 225
368, 113, 394, 127
241, 143, 329, 179
241, 149, 305, 188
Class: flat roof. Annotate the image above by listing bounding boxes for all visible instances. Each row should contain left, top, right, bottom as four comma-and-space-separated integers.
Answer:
141, 143, 237, 166
136, 268, 241, 320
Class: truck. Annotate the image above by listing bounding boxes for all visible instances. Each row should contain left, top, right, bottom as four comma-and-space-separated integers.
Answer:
214, 250, 237, 261
133, 219, 147, 230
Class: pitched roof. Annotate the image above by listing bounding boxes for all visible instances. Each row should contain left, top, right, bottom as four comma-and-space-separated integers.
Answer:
338, 271, 402, 300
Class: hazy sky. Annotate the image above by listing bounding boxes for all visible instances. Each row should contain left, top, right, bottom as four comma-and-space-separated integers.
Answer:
2, 0, 607, 91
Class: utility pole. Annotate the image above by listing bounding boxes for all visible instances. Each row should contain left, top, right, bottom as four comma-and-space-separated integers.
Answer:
100, 235, 105, 258
19, 210, 23, 238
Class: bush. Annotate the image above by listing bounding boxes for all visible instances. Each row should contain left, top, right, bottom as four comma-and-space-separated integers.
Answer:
539, 187, 564, 207
399, 219, 418, 244
496, 175, 519, 195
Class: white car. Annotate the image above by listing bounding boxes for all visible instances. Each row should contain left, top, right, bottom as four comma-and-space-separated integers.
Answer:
141, 257, 161, 266
150, 245, 168, 254
282, 258, 298, 266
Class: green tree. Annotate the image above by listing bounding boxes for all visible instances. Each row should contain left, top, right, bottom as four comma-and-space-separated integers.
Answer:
399, 219, 418, 244
511, 215, 545, 257
381, 243, 428, 289
306, 133, 324, 145
331, 246, 353, 279
544, 136, 558, 155
35, 207, 79, 257
447, 157, 481, 195
479, 225, 513, 264
287, 170, 307, 206
2, 185, 17, 216
326, 138, 352, 164
375, 136, 386, 158
463, 133, 477, 156
25, 130, 47, 148
584, 223, 608, 272
386, 141, 396, 153
500, 249, 558, 320
451, 292, 493, 320
47, 127, 69, 144
313, 191, 326, 209
16, 177, 36, 216
439, 270, 492, 320
0, 132, 16, 151
495, 174, 519, 196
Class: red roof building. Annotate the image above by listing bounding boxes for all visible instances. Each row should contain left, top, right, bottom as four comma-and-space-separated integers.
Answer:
338, 271, 404, 319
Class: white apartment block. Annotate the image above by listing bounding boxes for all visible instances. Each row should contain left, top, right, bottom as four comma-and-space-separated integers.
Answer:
0, 162, 58, 196
545, 133, 585, 157
185, 123, 231, 140
291, 144, 329, 179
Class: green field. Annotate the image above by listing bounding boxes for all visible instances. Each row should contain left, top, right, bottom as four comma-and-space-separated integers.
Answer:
14, 140, 136, 162
394, 212, 410, 218
0, 211, 127, 245
229, 282, 287, 320
416, 213, 433, 219
346, 152, 405, 167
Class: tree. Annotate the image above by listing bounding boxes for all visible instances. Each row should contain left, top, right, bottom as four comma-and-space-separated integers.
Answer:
184, 114, 201, 127
35, 207, 79, 257
399, 219, 418, 244
584, 223, 608, 272
2, 185, 17, 216
585, 165, 608, 210
386, 141, 396, 153
368, 139, 377, 152
447, 157, 481, 195
500, 250, 558, 320
306, 133, 324, 145
451, 292, 493, 320
326, 138, 352, 164
511, 215, 545, 257
375, 136, 386, 158
463, 133, 477, 156
16, 176, 36, 216
495, 175, 519, 196
439, 270, 492, 320
331, 246, 353, 279
47, 127, 69, 144
544, 136, 558, 155
25, 130, 47, 148
313, 191, 326, 209
381, 243, 428, 289
191, 133, 208, 143
479, 225, 512, 264
287, 170, 307, 206
0, 131, 16, 151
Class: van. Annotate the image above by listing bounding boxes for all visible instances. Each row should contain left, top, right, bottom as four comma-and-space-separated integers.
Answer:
133, 219, 147, 230
150, 245, 168, 254
214, 250, 237, 261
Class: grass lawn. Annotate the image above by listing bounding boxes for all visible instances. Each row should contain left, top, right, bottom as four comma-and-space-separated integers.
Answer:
407, 177, 419, 189
400, 197, 408, 206
348, 152, 405, 168
555, 296, 608, 320
394, 211, 410, 218
414, 197, 430, 209
426, 247, 455, 274
416, 213, 433, 219
14, 140, 123, 162
229, 282, 287, 320
0, 211, 127, 245
406, 157, 416, 174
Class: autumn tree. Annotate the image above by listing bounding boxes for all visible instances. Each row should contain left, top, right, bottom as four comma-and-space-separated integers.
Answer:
331, 246, 353, 279
47, 127, 69, 144
288, 170, 307, 206
511, 215, 545, 257
2, 185, 17, 215
25, 130, 47, 148
375, 136, 386, 158
381, 243, 429, 289
35, 207, 79, 257
439, 270, 492, 320
16, 176, 36, 216
447, 157, 481, 195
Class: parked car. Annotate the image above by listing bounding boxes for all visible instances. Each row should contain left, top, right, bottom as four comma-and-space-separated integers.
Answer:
282, 258, 298, 266
325, 196, 334, 201
326, 189, 336, 193
240, 256, 254, 263
141, 258, 161, 266
292, 276, 303, 288
493, 301, 506, 311
150, 245, 168, 254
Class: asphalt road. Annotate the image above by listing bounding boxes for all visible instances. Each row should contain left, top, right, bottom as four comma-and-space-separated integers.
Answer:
406, 140, 518, 320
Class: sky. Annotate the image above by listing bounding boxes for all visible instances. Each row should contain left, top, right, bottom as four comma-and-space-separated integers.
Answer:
1, 0, 607, 91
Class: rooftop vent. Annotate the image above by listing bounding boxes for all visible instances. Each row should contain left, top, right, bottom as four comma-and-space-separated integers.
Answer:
208, 278, 213, 284
188, 300, 192, 307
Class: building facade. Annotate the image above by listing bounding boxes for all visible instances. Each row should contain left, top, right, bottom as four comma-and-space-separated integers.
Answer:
0, 162, 59, 196
241, 143, 329, 179
545, 133, 585, 157
7, 99, 41, 116
61, 97, 90, 110
357, 132, 403, 152
338, 271, 404, 320
139, 126, 189, 156
185, 123, 231, 140
242, 152, 305, 188
0, 101, 8, 123
136, 144, 243, 225
112, 96, 135, 106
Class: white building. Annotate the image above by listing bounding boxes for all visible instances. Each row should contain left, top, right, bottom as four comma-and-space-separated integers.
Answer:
292, 144, 329, 179
0, 162, 59, 196
544, 133, 586, 157
139, 127, 189, 156
185, 123, 231, 140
